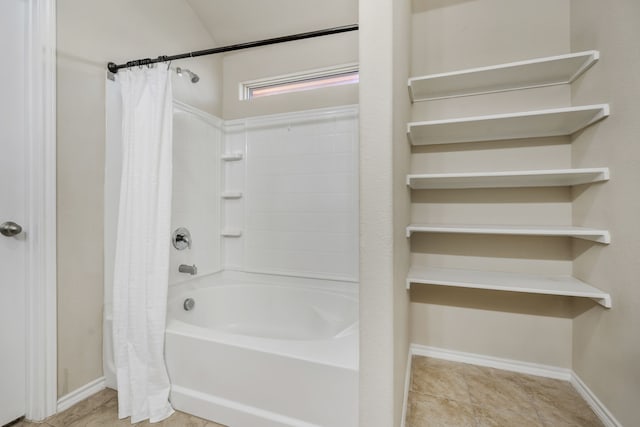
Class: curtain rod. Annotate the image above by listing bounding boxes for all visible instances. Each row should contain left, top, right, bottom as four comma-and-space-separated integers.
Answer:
107, 24, 358, 74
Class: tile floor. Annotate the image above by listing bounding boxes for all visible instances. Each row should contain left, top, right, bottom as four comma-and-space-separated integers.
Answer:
406, 356, 604, 427
9, 388, 226, 427
8, 357, 604, 427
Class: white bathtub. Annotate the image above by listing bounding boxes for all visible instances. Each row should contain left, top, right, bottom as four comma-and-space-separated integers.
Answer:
164, 271, 359, 427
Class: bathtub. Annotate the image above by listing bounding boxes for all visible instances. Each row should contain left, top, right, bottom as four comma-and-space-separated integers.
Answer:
164, 271, 359, 427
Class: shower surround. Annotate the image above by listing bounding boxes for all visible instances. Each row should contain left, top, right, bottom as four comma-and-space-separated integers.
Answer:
105, 92, 359, 426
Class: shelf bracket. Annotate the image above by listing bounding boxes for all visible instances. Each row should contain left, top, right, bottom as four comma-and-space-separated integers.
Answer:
591, 295, 612, 309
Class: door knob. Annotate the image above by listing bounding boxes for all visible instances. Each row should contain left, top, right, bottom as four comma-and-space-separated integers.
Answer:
0, 221, 23, 237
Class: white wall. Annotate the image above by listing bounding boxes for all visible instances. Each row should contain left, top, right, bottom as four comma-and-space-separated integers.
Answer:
409, 0, 575, 368
222, 107, 359, 282
570, 1, 640, 424
392, 0, 412, 423
170, 106, 223, 285
359, 0, 412, 425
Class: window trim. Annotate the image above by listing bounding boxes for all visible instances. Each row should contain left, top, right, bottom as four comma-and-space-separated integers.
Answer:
239, 63, 359, 100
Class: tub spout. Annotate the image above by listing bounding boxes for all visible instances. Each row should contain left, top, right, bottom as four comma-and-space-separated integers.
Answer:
178, 264, 198, 275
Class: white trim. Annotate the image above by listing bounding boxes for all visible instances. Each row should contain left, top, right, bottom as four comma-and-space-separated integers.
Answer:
56, 377, 106, 413
24, 0, 57, 421
399, 350, 412, 427
571, 372, 623, 427
173, 100, 224, 129
409, 344, 572, 380
225, 104, 359, 129
239, 63, 359, 100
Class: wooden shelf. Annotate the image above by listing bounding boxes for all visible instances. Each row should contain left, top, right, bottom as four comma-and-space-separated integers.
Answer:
406, 266, 611, 308
407, 168, 609, 189
409, 51, 599, 101
406, 224, 610, 243
407, 104, 609, 146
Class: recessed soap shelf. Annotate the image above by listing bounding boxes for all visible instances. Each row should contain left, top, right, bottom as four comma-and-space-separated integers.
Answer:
221, 153, 243, 161
221, 192, 243, 199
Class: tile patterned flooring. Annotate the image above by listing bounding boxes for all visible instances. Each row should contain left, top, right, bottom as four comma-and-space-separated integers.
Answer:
10, 388, 226, 427
406, 356, 604, 427
9, 357, 603, 427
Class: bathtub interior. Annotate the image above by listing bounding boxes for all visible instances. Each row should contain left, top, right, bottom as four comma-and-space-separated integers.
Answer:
168, 273, 358, 341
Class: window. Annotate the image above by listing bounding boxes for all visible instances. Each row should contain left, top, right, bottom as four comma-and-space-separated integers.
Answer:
240, 64, 359, 100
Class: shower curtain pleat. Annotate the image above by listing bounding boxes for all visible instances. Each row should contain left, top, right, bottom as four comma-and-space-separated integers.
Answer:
112, 65, 175, 423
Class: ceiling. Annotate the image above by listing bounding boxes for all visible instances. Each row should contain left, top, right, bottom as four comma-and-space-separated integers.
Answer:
185, 0, 358, 46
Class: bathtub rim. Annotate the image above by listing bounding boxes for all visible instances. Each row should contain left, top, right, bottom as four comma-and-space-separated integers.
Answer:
168, 269, 359, 297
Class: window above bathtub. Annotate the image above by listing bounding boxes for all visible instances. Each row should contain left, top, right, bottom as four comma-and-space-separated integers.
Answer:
239, 63, 359, 100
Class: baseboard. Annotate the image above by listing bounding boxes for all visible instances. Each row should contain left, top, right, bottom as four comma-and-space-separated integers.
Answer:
399, 350, 412, 427
56, 377, 106, 413
407, 344, 621, 427
410, 344, 572, 380
571, 372, 622, 427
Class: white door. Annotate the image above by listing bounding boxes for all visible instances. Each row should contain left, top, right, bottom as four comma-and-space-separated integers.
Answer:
0, 0, 28, 424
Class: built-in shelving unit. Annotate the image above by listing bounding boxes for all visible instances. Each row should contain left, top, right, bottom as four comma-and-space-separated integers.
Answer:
407, 104, 609, 145
405, 50, 611, 307
221, 149, 244, 240
406, 224, 610, 243
409, 50, 599, 101
406, 266, 611, 308
407, 168, 609, 189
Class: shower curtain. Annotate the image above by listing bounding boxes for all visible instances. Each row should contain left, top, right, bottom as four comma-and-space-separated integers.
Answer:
112, 65, 175, 423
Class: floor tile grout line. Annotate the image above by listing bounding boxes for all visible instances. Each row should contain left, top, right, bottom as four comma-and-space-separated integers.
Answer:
517, 375, 549, 427
45, 389, 118, 427
451, 359, 552, 427
458, 362, 480, 427
410, 356, 604, 427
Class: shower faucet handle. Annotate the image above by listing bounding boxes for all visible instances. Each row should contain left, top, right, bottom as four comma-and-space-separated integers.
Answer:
172, 227, 192, 250
175, 233, 191, 246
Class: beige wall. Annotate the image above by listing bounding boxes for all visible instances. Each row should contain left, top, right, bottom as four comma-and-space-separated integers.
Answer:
409, 0, 576, 368
358, 0, 395, 422
56, 0, 221, 397
221, 33, 358, 119
359, 0, 412, 425
392, 0, 412, 424
571, 1, 640, 424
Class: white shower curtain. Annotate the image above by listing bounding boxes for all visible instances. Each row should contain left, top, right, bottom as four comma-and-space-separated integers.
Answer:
112, 65, 175, 423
